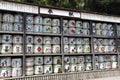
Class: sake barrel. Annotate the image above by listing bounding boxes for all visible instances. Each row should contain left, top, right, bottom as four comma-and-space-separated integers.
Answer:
69, 28, 76, 34
0, 57, 11, 67
3, 14, 14, 22
43, 45, 52, 54
13, 35, 23, 44
76, 21, 83, 28
44, 56, 52, 65
43, 18, 51, 26
70, 64, 78, 72
95, 63, 99, 70
34, 16, 42, 24
104, 55, 111, 62
26, 24, 33, 32
69, 38, 76, 44
111, 55, 117, 62
77, 45, 83, 53
35, 57, 43, 66
109, 39, 115, 46
96, 30, 102, 36
103, 39, 109, 45
13, 45, 23, 54
52, 19, 60, 27
64, 45, 69, 53
63, 20, 68, 27
82, 29, 89, 35
77, 64, 85, 71
69, 20, 75, 27
83, 45, 90, 53
34, 66, 43, 74
69, 45, 76, 53
63, 27, 68, 34
83, 38, 89, 44
12, 58, 22, 68
101, 23, 108, 30
52, 45, 60, 53
96, 23, 102, 30
99, 55, 105, 62
94, 45, 98, 53
102, 30, 109, 37
75, 27, 82, 34
12, 68, 22, 77
26, 57, 34, 66
14, 14, 23, 23
97, 39, 104, 46
76, 38, 82, 44
83, 22, 89, 29
1, 44, 12, 54
52, 27, 60, 34
54, 65, 62, 73
98, 46, 105, 53
64, 64, 70, 72
44, 65, 52, 74
85, 63, 92, 71
52, 37, 60, 44
26, 66, 34, 75
53, 56, 61, 64
26, 44, 33, 54
14, 23, 23, 32
78, 56, 84, 64
95, 56, 99, 62
26, 15, 33, 24
109, 30, 115, 37
105, 62, 111, 69
112, 62, 117, 69
64, 56, 70, 64
70, 56, 77, 64
26, 36, 33, 44
34, 25, 42, 33
0, 67, 11, 78
107, 24, 113, 30
110, 46, 116, 52
63, 37, 69, 44
34, 45, 43, 54
34, 36, 43, 44
2, 34, 12, 43
85, 56, 92, 63
43, 36, 51, 44
2, 23, 13, 31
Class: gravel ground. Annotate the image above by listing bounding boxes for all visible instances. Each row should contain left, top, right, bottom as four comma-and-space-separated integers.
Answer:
88, 76, 120, 80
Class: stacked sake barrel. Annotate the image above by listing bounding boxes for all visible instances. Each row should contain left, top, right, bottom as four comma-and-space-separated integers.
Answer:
63, 20, 90, 35
25, 56, 62, 75
64, 37, 90, 53
0, 57, 22, 77
94, 38, 116, 53
64, 56, 92, 72
26, 15, 60, 34
94, 55, 117, 70
93, 23, 114, 37
26, 36, 60, 54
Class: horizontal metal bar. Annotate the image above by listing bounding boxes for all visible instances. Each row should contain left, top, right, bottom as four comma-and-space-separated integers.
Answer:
0, 31, 23, 34
0, 54, 23, 56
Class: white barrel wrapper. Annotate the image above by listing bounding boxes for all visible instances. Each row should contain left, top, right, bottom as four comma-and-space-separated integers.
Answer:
52, 19, 60, 26
53, 56, 61, 64
34, 66, 43, 74
35, 57, 43, 65
43, 18, 51, 26
54, 65, 62, 73
12, 68, 22, 77
14, 23, 23, 32
44, 65, 52, 74
0, 57, 11, 67
44, 56, 52, 65
12, 58, 22, 68
2, 23, 13, 31
0, 67, 11, 77
14, 14, 23, 23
